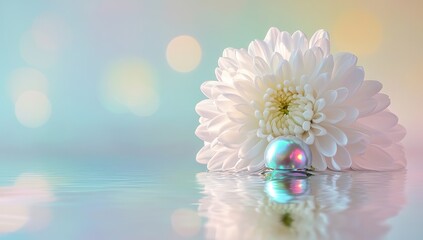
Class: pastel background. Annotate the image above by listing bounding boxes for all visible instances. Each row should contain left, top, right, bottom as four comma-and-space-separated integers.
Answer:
1, 0, 422, 239
1, 0, 421, 161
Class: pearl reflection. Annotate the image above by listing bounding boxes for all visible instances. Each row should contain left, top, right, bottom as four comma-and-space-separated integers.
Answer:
265, 175, 310, 204
197, 171, 405, 240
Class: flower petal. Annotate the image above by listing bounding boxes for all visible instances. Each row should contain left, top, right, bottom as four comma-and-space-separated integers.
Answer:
384, 143, 406, 168
343, 128, 367, 144
327, 158, 341, 171
270, 52, 284, 76
310, 146, 327, 170
249, 40, 271, 62
369, 131, 392, 147
235, 49, 254, 70
195, 124, 213, 142
200, 81, 218, 98
222, 47, 237, 58
247, 156, 266, 172
234, 158, 251, 171
207, 149, 232, 171
323, 107, 346, 124
227, 110, 248, 124
218, 57, 238, 70
372, 93, 390, 114
292, 31, 308, 53
332, 53, 357, 81
309, 29, 330, 55
290, 49, 304, 82
346, 140, 367, 156
303, 49, 317, 75
303, 130, 315, 144
358, 111, 398, 131
322, 123, 348, 146
206, 114, 235, 137
312, 112, 326, 123
264, 27, 280, 50
222, 151, 240, 170
388, 124, 406, 142
311, 124, 327, 136
322, 90, 337, 106
222, 93, 247, 104
312, 55, 333, 80
218, 128, 244, 148
343, 67, 365, 96
216, 69, 234, 83
355, 80, 382, 98
196, 143, 214, 164
315, 134, 337, 157
234, 104, 253, 116
195, 99, 219, 119
314, 98, 326, 112
329, 146, 352, 170
239, 138, 267, 160
352, 145, 404, 171
334, 87, 349, 104
338, 106, 359, 125
276, 31, 292, 59
253, 56, 272, 76
356, 98, 377, 117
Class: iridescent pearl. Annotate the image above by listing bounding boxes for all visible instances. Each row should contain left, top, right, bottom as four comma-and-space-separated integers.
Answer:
264, 136, 312, 170
265, 177, 310, 203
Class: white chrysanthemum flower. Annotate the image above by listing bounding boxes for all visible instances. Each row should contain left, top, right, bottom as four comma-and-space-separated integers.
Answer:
195, 27, 406, 172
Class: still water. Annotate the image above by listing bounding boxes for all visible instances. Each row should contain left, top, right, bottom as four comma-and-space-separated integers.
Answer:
0, 157, 421, 240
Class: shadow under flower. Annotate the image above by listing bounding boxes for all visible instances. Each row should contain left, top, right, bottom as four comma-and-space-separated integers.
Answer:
196, 170, 406, 240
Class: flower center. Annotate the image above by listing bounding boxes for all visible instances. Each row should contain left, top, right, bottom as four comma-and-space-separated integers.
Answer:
255, 83, 314, 142
275, 92, 293, 115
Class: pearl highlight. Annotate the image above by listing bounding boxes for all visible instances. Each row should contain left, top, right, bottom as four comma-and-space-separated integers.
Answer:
264, 136, 312, 170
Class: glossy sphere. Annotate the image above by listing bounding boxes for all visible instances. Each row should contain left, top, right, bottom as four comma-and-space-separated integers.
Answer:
264, 136, 312, 170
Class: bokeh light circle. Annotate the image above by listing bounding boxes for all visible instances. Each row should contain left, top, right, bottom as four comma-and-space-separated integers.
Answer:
9, 68, 48, 102
166, 35, 202, 72
171, 208, 201, 237
15, 91, 52, 128
20, 14, 69, 68
332, 10, 383, 56
0, 205, 29, 233
101, 58, 160, 116
0, 174, 54, 234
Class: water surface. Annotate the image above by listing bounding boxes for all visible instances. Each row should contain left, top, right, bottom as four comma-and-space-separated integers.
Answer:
0, 157, 421, 240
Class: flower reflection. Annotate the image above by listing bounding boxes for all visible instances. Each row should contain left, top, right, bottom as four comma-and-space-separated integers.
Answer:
0, 174, 54, 234
197, 170, 405, 240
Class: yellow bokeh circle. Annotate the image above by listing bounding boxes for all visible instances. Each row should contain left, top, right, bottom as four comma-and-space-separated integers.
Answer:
166, 35, 202, 72
332, 10, 383, 56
